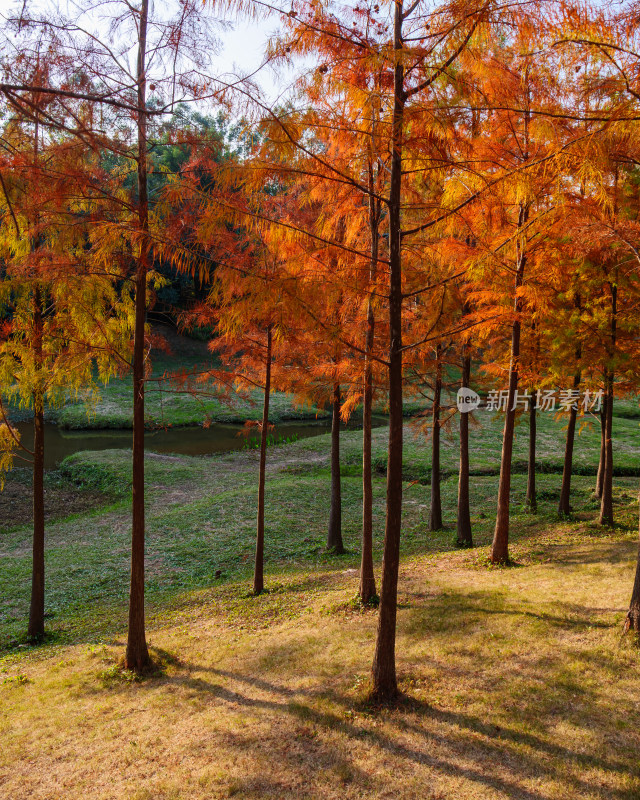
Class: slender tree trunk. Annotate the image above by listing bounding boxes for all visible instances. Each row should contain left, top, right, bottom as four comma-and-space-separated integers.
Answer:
525, 388, 537, 513
559, 366, 581, 516
27, 110, 45, 641
253, 325, 272, 595
456, 347, 473, 547
599, 371, 614, 526
490, 204, 528, 564
491, 82, 531, 563
599, 283, 616, 526
596, 402, 606, 499
371, 0, 404, 703
28, 287, 45, 640
624, 487, 640, 633
429, 348, 443, 530
490, 320, 521, 564
327, 382, 345, 553
126, 0, 151, 672
360, 297, 377, 602
360, 141, 380, 605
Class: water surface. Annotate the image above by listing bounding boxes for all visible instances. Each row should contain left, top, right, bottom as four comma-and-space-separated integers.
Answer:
14, 417, 386, 470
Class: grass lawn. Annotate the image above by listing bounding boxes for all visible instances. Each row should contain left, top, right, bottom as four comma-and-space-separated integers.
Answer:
57, 328, 329, 429
1, 400, 640, 798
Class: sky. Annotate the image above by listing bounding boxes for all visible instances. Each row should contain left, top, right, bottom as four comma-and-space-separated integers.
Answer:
208, 14, 293, 104
0, 0, 314, 115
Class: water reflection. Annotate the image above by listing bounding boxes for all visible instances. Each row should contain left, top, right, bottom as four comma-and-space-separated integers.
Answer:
14, 416, 386, 470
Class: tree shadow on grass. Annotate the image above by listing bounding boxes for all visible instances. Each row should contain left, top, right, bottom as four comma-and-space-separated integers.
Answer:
146, 663, 640, 800
546, 539, 637, 566
401, 589, 618, 639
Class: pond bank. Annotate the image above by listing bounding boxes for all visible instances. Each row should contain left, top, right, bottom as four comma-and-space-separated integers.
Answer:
12, 415, 390, 470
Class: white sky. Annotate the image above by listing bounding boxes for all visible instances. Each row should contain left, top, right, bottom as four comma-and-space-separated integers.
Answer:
210, 16, 294, 103
1, 0, 310, 111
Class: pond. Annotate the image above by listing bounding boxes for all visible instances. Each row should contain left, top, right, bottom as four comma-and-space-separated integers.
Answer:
14, 416, 387, 470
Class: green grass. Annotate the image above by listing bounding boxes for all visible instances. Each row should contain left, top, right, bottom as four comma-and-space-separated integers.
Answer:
2, 397, 640, 799
3, 332, 331, 429
55, 350, 329, 429
336, 397, 640, 479
1, 398, 639, 652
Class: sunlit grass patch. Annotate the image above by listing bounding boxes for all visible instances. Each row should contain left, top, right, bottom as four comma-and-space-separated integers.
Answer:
3, 520, 640, 799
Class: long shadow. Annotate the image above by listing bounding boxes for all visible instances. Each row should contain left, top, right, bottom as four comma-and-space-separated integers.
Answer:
402, 590, 616, 640
144, 663, 639, 800
548, 541, 637, 566
208, 666, 637, 775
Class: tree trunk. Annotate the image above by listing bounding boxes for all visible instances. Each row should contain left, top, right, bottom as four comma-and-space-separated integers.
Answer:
596, 402, 606, 499
456, 347, 473, 547
490, 204, 528, 564
360, 297, 377, 603
28, 287, 45, 640
624, 487, 640, 634
429, 347, 443, 530
559, 367, 581, 516
253, 324, 272, 595
327, 382, 345, 553
525, 387, 537, 513
599, 283, 616, 527
490, 80, 531, 563
125, 0, 151, 673
360, 138, 381, 605
371, 0, 404, 703
599, 371, 614, 526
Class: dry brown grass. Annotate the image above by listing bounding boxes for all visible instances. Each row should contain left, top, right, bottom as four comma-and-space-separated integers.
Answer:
2, 518, 640, 800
